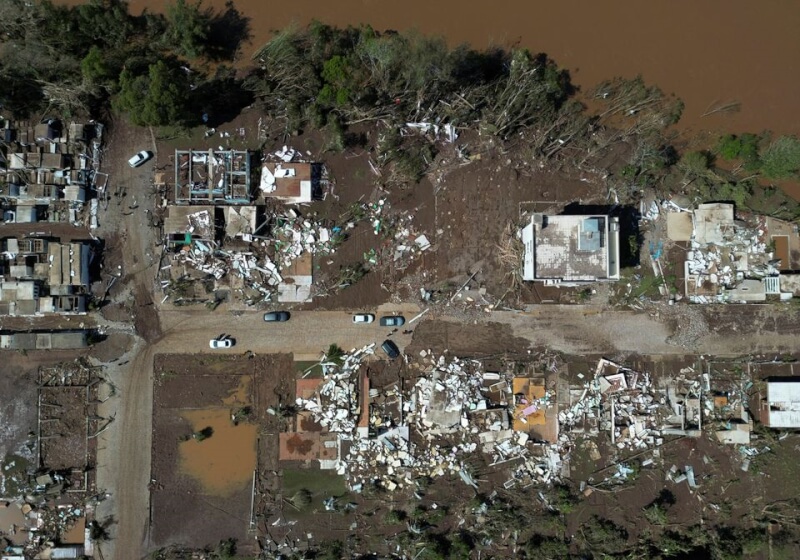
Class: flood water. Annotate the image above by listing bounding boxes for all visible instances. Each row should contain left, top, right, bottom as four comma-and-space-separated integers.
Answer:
107, 0, 800, 138
179, 408, 257, 496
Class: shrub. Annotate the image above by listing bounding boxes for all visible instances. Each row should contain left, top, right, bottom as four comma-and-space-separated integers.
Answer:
761, 136, 800, 179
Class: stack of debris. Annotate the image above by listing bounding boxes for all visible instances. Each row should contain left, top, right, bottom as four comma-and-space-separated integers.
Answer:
662, 202, 786, 303
272, 214, 339, 269
293, 348, 564, 492
561, 359, 667, 453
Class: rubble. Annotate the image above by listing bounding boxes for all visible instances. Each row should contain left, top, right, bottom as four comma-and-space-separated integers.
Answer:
289, 348, 561, 492
657, 201, 793, 303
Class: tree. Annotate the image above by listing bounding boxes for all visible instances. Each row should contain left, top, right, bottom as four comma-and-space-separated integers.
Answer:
165, 0, 211, 59
115, 60, 192, 126
81, 45, 115, 86
192, 426, 213, 441
213, 538, 236, 559
717, 133, 761, 170
325, 344, 345, 365
679, 150, 711, 177
761, 135, 800, 179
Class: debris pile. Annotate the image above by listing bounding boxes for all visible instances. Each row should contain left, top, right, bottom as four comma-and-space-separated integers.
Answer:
657, 202, 790, 303
561, 359, 660, 447
296, 345, 376, 433
292, 348, 561, 492
272, 213, 341, 269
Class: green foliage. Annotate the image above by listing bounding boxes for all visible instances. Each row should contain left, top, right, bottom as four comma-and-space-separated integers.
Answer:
526, 534, 569, 559
717, 134, 741, 160
679, 150, 712, 177
550, 484, 579, 514
644, 503, 668, 526
115, 60, 192, 126
384, 509, 406, 524
0, 0, 249, 119
313, 540, 344, 560
249, 24, 573, 141
761, 135, 800, 179
288, 488, 312, 509
717, 133, 762, 170
577, 516, 629, 555
711, 181, 752, 207
165, 0, 211, 59
81, 46, 114, 86
213, 538, 236, 559
322, 116, 346, 152
318, 55, 352, 106
231, 406, 252, 425
447, 531, 474, 559
192, 426, 213, 441
325, 344, 345, 365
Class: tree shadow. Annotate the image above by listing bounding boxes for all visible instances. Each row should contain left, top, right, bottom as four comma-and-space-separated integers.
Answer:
206, 1, 252, 61
190, 67, 254, 127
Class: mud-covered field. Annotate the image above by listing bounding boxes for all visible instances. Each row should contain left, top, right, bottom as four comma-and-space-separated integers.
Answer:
150, 352, 294, 552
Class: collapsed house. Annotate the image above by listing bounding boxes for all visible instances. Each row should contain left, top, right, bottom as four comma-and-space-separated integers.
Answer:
664, 202, 794, 303
289, 347, 561, 492
163, 147, 334, 304
0, 238, 92, 315
161, 205, 338, 304
562, 357, 755, 470
521, 213, 620, 285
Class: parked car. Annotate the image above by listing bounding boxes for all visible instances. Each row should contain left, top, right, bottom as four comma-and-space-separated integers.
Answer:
264, 311, 290, 322
379, 315, 406, 327
128, 150, 152, 168
381, 339, 400, 359
352, 313, 375, 324
209, 337, 234, 349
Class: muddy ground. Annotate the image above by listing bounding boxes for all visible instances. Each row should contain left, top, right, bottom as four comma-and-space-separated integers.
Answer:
150, 352, 294, 552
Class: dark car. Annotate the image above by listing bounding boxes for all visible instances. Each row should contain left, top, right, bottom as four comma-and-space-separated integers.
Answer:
379, 315, 406, 327
263, 311, 290, 322
381, 339, 401, 359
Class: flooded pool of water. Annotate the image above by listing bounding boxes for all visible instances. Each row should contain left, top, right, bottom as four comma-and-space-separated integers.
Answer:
222, 375, 251, 406
179, 408, 257, 496
0, 501, 32, 545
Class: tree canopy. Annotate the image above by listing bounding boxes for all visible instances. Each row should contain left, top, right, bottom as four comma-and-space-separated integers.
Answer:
115, 60, 192, 126
248, 23, 574, 139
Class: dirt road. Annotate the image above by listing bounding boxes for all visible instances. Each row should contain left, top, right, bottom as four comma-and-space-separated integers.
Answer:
98, 299, 800, 559
94, 120, 162, 560
157, 305, 422, 359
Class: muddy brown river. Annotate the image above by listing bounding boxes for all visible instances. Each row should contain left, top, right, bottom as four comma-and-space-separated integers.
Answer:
62, 0, 800, 191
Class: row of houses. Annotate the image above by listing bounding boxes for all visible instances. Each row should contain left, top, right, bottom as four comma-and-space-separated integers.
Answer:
0, 237, 92, 315
0, 119, 104, 225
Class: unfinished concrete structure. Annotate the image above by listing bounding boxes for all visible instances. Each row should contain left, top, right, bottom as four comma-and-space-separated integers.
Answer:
174, 149, 251, 204
521, 214, 620, 285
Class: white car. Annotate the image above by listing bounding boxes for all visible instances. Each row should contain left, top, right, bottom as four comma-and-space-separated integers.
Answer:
352, 313, 375, 324
209, 338, 233, 349
128, 150, 152, 168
